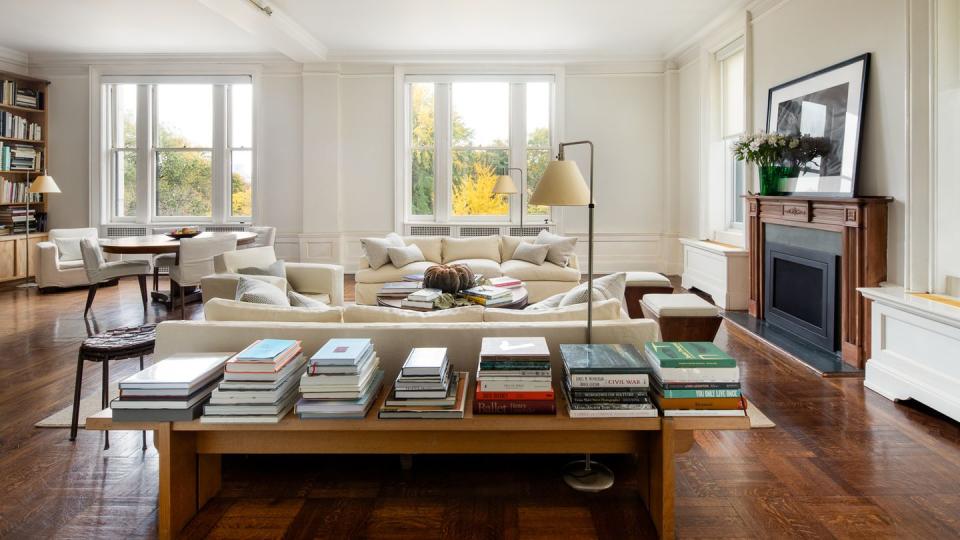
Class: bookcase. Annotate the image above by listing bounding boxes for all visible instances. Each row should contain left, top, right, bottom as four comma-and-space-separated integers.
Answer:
0, 70, 50, 282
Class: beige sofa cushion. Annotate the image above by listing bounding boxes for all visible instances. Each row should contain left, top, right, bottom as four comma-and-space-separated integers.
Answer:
343, 305, 484, 323
355, 260, 437, 284
484, 298, 623, 322
442, 236, 501, 263
642, 293, 719, 317
215, 246, 277, 274
559, 272, 626, 307
501, 259, 580, 282
404, 236, 443, 263
204, 298, 343, 323
446, 258, 502, 278
361, 233, 405, 270
626, 271, 672, 287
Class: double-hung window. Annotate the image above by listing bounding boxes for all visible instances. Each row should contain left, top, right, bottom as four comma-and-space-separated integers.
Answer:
404, 76, 554, 223
718, 42, 746, 229
103, 76, 254, 224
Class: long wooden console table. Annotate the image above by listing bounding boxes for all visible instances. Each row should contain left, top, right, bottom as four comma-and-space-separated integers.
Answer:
87, 393, 750, 540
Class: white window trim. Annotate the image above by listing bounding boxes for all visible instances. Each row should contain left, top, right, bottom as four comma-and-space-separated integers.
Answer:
91, 65, 261, 227
394, 65, 565, 231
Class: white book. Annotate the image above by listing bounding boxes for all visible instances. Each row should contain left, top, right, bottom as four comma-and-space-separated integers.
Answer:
401, 348, 448, 377
407, 288, 442, 301
223, 355, 307, 382
111, 380, 218, 410
567, 373, 650, 388
662, 409, 746, 417
475, 379, 553, 392
209, 373, 302, 404
650, 362, 740, 384
203, 388, 299, 416
566, 406, 659, 418
300, 358, 379, 391
200, 402, 295, 424
118, 353, 233, 391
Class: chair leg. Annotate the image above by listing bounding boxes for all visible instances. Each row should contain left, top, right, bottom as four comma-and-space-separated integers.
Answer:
153, 266, 160, 292
179, 282, 186, 320
83, 284, 98, 317
140, 355, 146, 451
69, 355, 85, 441
138, 275, 148, 313
102, 359, 110, 450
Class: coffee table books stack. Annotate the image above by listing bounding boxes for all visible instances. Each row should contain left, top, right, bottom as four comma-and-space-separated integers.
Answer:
488, 276, 522, 289
201, 339, 306, 424
378, 281, 422, 298
462, 285, 512, 307
401, 288, 441, 309
296, 338, 384, 419
559, 344, 658, 418
645, 342, 746, 417
379, 347, 467, 419
112, 353, 232, 422
473, 337, 555, 415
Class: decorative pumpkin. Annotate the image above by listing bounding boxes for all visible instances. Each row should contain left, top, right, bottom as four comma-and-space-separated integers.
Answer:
451, 264, 476, 291
422, 264, 462, 294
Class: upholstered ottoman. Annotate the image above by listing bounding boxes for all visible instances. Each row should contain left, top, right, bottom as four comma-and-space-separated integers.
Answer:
624, 272, 674, 319
640, 293, 722, 342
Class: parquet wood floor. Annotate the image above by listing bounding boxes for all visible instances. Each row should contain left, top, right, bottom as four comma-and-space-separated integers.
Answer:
0, 276, 958, 539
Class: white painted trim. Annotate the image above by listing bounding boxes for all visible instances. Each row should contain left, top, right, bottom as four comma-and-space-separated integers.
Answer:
326, 50, 664, 65
196, 0, 326, 63
0, 45, 28, 73
664, 0, 750, 60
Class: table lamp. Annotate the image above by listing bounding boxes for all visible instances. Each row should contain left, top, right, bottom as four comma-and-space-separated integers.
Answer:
19, 172, 61, 289
494, 168, 524, 233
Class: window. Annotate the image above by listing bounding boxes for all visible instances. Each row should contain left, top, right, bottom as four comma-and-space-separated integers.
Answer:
104, 78, 254, 223
404, 78, 553, 222
719, 44, 745, 229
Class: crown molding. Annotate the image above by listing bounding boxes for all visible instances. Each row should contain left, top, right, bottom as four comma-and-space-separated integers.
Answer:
663, 0, 750, 61
26, 51, 293, 69
746, 0, 792, 24
0, 45, 29, 72
324, 48, 664, 65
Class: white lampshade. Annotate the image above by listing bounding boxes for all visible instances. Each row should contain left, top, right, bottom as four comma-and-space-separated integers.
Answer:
528, 160, 590, 206
29, 174, 61, 194
492, 174, 518, 194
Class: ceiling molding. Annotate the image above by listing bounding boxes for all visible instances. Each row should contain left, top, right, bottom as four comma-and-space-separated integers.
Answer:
745, 0, 792, 24
663, 0, 749, 61
324, 49, 665, 65
196, 0, 327, 63
0, 45, 29, 72
27, 51, 293, 69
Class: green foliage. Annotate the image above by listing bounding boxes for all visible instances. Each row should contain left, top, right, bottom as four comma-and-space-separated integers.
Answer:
452, 162, 509, 216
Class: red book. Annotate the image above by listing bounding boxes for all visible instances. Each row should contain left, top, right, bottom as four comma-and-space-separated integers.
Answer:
474, 389, 555, 401
473, 399, 556, 415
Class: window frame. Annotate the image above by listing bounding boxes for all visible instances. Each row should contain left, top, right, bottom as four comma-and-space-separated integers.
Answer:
717, 42, 746, 232
400, 73, 558, 225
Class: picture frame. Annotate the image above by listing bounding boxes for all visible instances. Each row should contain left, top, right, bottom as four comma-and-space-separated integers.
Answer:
766, 53, 871, 197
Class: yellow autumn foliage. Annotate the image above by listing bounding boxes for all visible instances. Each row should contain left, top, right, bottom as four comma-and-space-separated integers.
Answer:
452, 162, 509, 216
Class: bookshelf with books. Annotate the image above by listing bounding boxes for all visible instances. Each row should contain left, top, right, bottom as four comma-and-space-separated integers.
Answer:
0, 71, 50, 283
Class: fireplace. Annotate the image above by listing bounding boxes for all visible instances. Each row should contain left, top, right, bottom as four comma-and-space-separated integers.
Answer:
764, 241, 839, 352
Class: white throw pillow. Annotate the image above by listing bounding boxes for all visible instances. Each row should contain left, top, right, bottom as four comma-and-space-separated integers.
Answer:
485, 298, 623, 322
287, 290, 327, 308
343, 305, 484, 323
204, 298, 342, 323
54, 238, 83, 262
558, 272, 627, 307
534, 230, 577, 267
235, 277, 290, 306
361, 232, 405, 270
387, 244, 425, 267
442, 236, 501, 263
511, 242, 550, 265
525, 292, 566, 311
237, 259, 286, 279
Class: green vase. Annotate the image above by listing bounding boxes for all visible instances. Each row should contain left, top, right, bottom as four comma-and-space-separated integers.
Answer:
758, 165, 797, 196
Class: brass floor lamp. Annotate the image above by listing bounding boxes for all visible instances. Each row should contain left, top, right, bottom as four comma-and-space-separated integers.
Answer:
18, 171, 60, 289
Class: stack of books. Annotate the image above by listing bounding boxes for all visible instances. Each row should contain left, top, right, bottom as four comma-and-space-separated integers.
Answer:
378, 281, 422, 298
200, 339, 306, 424
0, 81, 42, 109
474, 337, 555, 415
0, 177, 41, 204
560, 344, 658, 418
0, 207, 35, 234
401, 288, 441, 309
645, 342, 746, 417
0, 111, 42, 140
0, 144, 39, 171
379, 347, 467, 419
297, 338, 385, 419
462, 285, 512, 306
111, 353, 232, 422
488, 276, 522, 289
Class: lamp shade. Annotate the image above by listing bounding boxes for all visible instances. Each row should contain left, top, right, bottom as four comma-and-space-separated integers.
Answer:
29, 174, 61, 194
528, 160, 590, 206
492, 174, 518, 194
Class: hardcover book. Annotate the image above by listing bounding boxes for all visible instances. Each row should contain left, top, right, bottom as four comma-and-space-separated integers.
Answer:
473, 399, 556, 415
560, 344, 653, 374
480, 337, 550, 360
401, 347, 448, 377
310, 339, 373, 366
118, 353, 232, 391
236, 339, 299, 361
644, 342, 737, 368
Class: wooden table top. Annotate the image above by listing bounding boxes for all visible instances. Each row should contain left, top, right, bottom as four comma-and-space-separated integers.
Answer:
377, 286, 529, 311
100, 231, 257, 254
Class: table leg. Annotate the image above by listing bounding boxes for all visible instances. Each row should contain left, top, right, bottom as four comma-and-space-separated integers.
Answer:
198, 453, 222, 508
156, 424, 199, 540
638, 418, 680, 540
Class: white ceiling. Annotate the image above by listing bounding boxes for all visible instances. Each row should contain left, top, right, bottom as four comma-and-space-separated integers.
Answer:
0, 0, 743, 61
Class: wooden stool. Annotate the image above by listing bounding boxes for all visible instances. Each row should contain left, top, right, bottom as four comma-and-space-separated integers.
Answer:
640, 293, 722, 342
624, 272, 674, 319
70, 324, 156, 450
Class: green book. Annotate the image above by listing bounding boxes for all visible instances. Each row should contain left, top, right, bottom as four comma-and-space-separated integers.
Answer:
644, 342, 737, 368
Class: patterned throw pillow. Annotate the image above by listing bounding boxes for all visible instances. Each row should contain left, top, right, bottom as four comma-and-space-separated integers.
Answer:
558, 272, 627, 307
361, 233, 405, 270
534, 230, 577, 267
287, 290, 328, 308
237, 259, 286, 278
387, 244, 425, 267
511, 242, 550, 265
235, 277, 290, 306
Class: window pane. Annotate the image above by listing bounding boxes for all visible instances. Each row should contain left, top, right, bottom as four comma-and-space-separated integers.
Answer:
155, 150, 212, 217
452, 82, 509, 148
113, 150, 137, 217
230, 84, 253, 148
115, 84, 137, 148
526, 149, 550, 216
733, 157, 745, 224
722, 50, 745, 137
526, 82, 550, 146
231, 150, 252, 217
412, 149, 434, 215
410, 83, 434, 148
451, 149, 509, 216
157, 84, 213, 148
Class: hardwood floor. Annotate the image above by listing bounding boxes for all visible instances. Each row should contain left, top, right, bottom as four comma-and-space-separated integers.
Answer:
1, 276, 958, 539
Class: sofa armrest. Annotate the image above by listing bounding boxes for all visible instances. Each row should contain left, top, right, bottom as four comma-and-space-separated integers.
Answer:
285, 262, 345, 306
568, 253, 580, 270
36, 241, 62, 274
200, 273, 288, 304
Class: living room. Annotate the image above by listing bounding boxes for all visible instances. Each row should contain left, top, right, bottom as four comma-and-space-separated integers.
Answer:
2, 0, 959, 538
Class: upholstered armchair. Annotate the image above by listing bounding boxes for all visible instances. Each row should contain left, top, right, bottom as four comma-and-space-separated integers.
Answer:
170, 236, 238, 319
36, 228, 99, 291
79, 238, 151, 316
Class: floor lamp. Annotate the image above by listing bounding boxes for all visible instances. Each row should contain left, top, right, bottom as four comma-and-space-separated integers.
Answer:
18, 172, 61, 289
529, 140, 611, 492
494, 168, 524, 233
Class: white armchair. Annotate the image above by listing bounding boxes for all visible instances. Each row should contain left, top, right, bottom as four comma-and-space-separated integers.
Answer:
170, 236, 238, 319
36, 227, 99, 290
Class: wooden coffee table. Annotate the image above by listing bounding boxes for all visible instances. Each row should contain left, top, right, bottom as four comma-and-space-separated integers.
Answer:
377, 286, 529, 311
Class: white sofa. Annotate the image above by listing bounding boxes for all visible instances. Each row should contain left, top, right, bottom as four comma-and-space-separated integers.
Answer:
154, 318, 660, 384
35, 227, 100, 290
200, 246, 345, 306
354, 235, 581, 305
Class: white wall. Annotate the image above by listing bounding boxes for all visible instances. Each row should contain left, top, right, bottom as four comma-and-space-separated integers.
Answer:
44, 74, 89, 230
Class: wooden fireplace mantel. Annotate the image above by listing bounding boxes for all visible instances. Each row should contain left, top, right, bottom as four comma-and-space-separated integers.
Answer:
745, 195, 893, 368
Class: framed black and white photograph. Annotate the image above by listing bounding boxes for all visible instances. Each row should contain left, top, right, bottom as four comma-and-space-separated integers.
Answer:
766, 53, 870, 197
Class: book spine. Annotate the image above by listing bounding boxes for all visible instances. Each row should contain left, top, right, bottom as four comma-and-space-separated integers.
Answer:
653, 396, 745, 410
658, 389, 741, 399
568, 395, 651, 404
568, 374, 649, 387
476, 380, 553, 392
474, 390, 555, 401
477, 370, 551, 377
569, 389, 648, 399
479, 361, 551, 369
655, 381, 742, 390
473, 399, 556, 414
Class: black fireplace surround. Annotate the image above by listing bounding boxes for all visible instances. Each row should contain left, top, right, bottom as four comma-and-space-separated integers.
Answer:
763, 226, 841, 353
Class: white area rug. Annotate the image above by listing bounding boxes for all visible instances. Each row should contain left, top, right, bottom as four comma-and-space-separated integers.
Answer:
35, 384, 119, 428
746, 400, 775, 428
